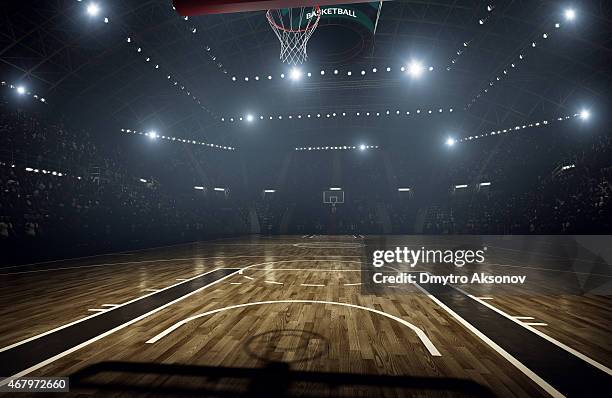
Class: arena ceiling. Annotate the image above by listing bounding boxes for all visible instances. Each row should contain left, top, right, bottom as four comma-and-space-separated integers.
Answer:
1, 0, 611, 147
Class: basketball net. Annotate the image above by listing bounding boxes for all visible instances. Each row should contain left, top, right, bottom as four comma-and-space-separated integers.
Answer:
266, 6, 321, 65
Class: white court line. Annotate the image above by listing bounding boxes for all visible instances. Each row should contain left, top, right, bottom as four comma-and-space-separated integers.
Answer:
176, 278, 188, 281
145, 299, 441, 357
87, 309, 105, 312
293, 243, 365, 249
229, 282, 242, 285
0, 268, 225, 354
242, 276, 254, 280
248, 268, 362, 272
0, 255, 360, 276
456, 288, 612, 376
414, 283, 564, 398
300, 283, 325, 287
264, 280, 283, 285
0, 251, 136, 269
514, 316, 535, 320
343, 282, 363, 286
525, 323, 548, 327
0, 268, 241, 386
475, 297, 494, 300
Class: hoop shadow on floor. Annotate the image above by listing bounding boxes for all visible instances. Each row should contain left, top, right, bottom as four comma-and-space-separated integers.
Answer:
70, 360, 494, 397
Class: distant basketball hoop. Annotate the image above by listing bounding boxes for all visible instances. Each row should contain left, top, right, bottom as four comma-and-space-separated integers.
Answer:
323, 190, 344, 213
267, 6, 321, 65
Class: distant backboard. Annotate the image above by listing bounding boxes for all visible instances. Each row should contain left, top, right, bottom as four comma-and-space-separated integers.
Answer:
173, 0, 378, 16
323, 190, 345, 206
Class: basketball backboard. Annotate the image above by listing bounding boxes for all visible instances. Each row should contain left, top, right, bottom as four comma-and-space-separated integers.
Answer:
173, 0, 378, 16
323, 190, 345, 205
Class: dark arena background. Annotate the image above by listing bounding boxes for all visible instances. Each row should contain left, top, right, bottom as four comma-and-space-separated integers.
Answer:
0, 0, 611, 397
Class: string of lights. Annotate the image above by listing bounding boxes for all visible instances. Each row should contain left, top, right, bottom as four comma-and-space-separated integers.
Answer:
447, 110, 588, 146
24, 167, 68, 177
229, 62, 435, 84
221, 106, 455, 124
174, 7, 230, 77
466, 7, 578, 109
125, 37, 217, 119
445, 3, 496, 71
120, 128, 236, 151
295, 144, 380, 152
0, 160, 84, 180
1, 81, 47, 103
73, 2, 220, 120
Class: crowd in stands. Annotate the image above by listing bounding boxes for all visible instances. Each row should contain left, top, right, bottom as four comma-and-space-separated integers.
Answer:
1, 101, 611, 263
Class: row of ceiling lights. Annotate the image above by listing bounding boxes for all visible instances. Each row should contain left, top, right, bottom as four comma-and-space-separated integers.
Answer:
446, 110, 589, 146
1, 81, 46, 103
221, 107, 455, 123
230, 61, 435, 83
295, 144, 380, 151
466, 7, 579, 109
125, 37, 216, 118
445, 3, 496, 71
120, 128, 236, 151
175, 9, 230, 77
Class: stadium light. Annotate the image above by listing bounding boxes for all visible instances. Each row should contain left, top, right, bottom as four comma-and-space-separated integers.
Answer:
264, 189, 276, 193
407, 60, 424, 78
87, 3, 100, 16
147, 130, 158, 139
290, 68, 302, 80
329, 187, 342, 191
194, 186, 205, 190
455, 184, 468, 189
564, 8, 576, 21
16, 86, 26, 95
246, 114, 254, 122
398, 188, 411, 192
579, 109, 590, 120
446, 137, 456, 147
214, 187, 226, 192
359, 144, 366, 151
479, 182, 492, 186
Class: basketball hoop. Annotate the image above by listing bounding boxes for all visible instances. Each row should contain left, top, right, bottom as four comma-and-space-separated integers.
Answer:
323, 190, 344, 214
266, 6, 321, 65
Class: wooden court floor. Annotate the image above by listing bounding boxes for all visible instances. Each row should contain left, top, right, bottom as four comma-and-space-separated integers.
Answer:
0, 235, 610, 397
